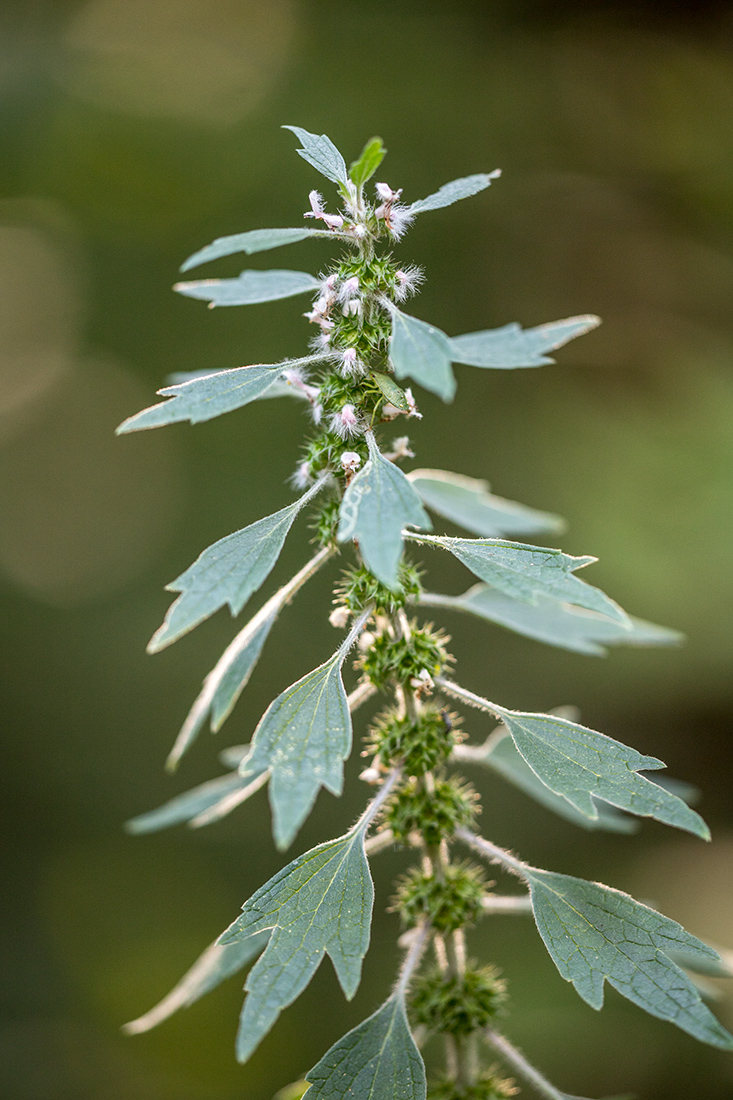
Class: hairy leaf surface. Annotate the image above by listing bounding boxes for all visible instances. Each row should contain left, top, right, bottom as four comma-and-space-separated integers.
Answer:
125, 767, 267, 834
410, 534, 627, 623
149, 482, 321, 652
449, 316, 600, 368
174, 269, 320, 307
421, 583, 682, 656
408, 469, 563, 538
409, 171, 501, 215
218, 825, 373, 1063
349, 137, 387, 187
523, 866, 733, 1047
284, 125, 350, 188
180, 228, 337, 271
116, 363, 285, 432
338, 433, 431, 587
389, 308, 456, 401
305, 994, 426, 1100
492, 705, 708, 838
124, 931, 269, 1035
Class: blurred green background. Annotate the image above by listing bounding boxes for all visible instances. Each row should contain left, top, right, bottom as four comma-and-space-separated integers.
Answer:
2, 1, 733, 1097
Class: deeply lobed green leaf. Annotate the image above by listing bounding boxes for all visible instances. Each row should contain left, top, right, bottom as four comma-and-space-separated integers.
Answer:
124, 764, 266, 834
388, 307, 456, 401
408, 469, 563, 538
449, 315, 600, 368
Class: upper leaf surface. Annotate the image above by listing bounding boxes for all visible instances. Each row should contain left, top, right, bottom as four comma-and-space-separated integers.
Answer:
349, 137, 387, 187
124, 930, 269, 1035
408, 171, 501, 215
284, 125, 350, 188
389, 308, 456, 402
180, 228, 337, 272
494, 705, 709, 838
125, 769, 264, 834
149, 484, 320, 652
423, 583, 682, 656
305, 993, 426, 1100
338, 433, 431, 587
242, 645, 352, 849
218, 825, 373, 1063
413, 534, 628, 624
449, 316, 600, 369
174, 269, 320, 307
116, 363, 284, 433
408, 469, 563, 538
524, 866, 733, 1047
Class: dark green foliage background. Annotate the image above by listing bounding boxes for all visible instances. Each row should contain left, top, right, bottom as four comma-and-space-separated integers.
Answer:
1, 2, 732, 1097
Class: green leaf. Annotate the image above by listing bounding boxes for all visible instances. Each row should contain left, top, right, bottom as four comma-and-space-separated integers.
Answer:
123, 930, 268, 1035
124, 766, 267, 834
407, 469, 563, 538
408, 171, 501, 215
337, 433, 431, 587
349, 137, 387, 187
148, 481, 323, 653
180, 228, 338, 272
218, 824, 374, 1063
305, 994, 426, 1100
116, 363, 285, 433
372, 370, 410, 412
241, 638, 355, 850
490, 704, 709, 839
522, 865, 733, 1047
283, 125, 350, 189
410, 534, 628, 624
389, 308, 456, 402
461, 728, 637, 834
449, 315, 601, 368
421, 583, 683, 656
174, 269, 320, 307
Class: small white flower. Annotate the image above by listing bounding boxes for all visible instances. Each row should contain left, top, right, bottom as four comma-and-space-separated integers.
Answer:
404, 388, 422, 419
330, 403, 361, 439
281, 367, 320, 404
410, 669, 434, 694
394, 265, 424, 301
359, 765, 381, 785
290, 460, 313, 490
337, 347, 366, 379
341, 450, 362, 475
375, 182, 402, 203
311, 402, 323, 425
329, 606, 350, 629
303, 189, 344, 230
385, 204, 415, 240
344, 299, 362, 318
358, 629, 375, 652
384, 436, 415, 461
339, 275, 360, 302
310, 330, 333, 354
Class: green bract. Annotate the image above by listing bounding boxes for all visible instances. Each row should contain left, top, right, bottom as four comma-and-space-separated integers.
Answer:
120, 127, 730, 1100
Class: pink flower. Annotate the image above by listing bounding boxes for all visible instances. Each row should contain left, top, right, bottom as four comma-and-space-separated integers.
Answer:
329, 403, 361, 439
304, 189, 344, 230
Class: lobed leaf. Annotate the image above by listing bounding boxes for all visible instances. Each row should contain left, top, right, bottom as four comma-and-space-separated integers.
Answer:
283, 125, 350, 189
349, 137, 387, 187
449, 315, 600, 369
421, 583, 682, 656
180, 228, 338, 272
408, 171, 501, 215
305, 993, 426, 1100
116, 363, 285, 433
407, 468, 563, 538
388, 307, 456, 402
337, 433, 431, 587
174, 269, 320, 307
124, 766, 267, 834
124, 930, 269, 1036
218, 824, 373, 1063
523, 866, 733, 1048
148, 481, 323, 653
410, 534, 628, 624
491, 705, 709, 839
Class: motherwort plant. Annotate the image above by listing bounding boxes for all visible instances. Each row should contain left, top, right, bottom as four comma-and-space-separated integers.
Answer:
118, 128, 732, 1100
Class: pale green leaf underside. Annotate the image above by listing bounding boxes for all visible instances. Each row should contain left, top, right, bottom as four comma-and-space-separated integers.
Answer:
471, 730, 637, 834
124, 765, 266, 834
242, 649, 351, 849
524, 866, 733, 1047
305, 994, 426, 1100
449, 315, 600, 368
180, 228, 338, 272
218, 826, 373, 1063
165, 371, 308, 403
411, 534, 628, 624
284, 125, 350, 188
124, 930, 269, 1036
116, 363, 284, 433
408, 468, 563, 538
174, 269, 320, 307
389, 308, 455, 402
149, 485, 319, 652
408, 171, 501, 215
494, 706, 709, 839
422, 583, 682, 656
338, 434, 431, 587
